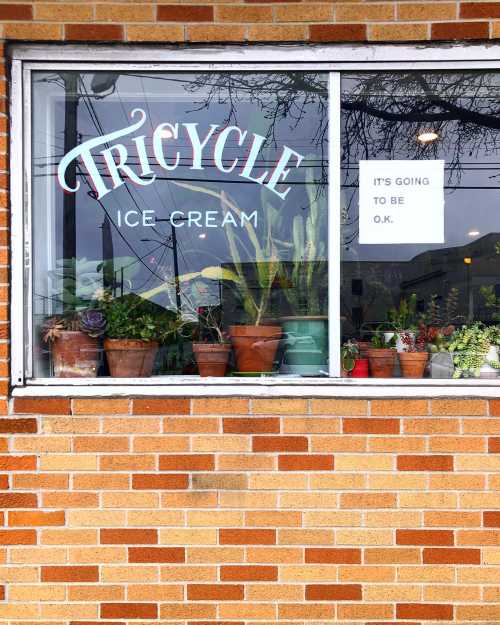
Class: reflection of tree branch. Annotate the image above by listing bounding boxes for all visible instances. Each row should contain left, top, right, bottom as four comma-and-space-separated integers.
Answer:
343, 100, 500, 129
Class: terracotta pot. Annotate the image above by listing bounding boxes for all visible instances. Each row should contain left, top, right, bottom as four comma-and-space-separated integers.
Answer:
367, 348, 396, 378
229, 325, 281, 373
51, 331, 100, 378
357, 341, 371, 359
193, 342, 231, 377
104, 338, 158, 377
399, 351, 429, 378
351, 358, 369, 378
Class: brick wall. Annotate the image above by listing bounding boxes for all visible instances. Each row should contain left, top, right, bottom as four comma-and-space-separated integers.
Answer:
0, 396, 497, 622
0, 0, 499, 42
0, 2, 499, 623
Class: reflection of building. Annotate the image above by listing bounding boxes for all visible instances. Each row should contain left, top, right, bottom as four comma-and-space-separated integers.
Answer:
342, 233, 500, 336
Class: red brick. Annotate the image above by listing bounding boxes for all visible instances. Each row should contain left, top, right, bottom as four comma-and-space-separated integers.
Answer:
219, 529, 276, 545
223, 418, 280, 434
220, 565, 277, 581
132, 474, 189, 490
100, 529, 158, 544
0, 585, 4, 600
306, 548, 361, 564
8, 511, 64, 526
0, 456, 36, 471
488, 437, 500, 453
65, 24, 123, 41
158, 5, 213, 21
484, 511, 500, 527
431, 21, 489, 40
396, 530, 454, 546
42, 566, 99, 582
423, 548, 481, 564
0, 474, 7, 489
310, 24, 366, 42
187, 584, 244, 600
132, 398, 189, 414
101, 604, 158, 619
306, 584, 362, 600
0, 418, 37, 433
0, 4, 32, 20
0, 529, 36, 544
14, 397, 70, 414
397, 604, 453, 620
0, 493, 37, 508
128, 547, 185, 563
397, 455, 453, 471
343, 418, 400, 434
252, 436, 308, 452
159, 455, 214, 471
490, 400, 500, 416
461, 2, 500, 18
278, 454, 334, 471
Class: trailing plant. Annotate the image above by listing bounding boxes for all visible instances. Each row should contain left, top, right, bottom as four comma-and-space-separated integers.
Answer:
448, 323, 499, 378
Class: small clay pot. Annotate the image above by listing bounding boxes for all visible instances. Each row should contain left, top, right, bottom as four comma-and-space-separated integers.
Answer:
229, 325, 281, 373
104, 338, 158, 377
399, 351, 429, 378
193, 342, 231, 377
367, 348, 396, 378
51, 330, 100, 378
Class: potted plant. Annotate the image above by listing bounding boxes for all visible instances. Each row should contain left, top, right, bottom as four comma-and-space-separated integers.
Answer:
386, 293, 419, 352
277, 164, 329, 375
170, 182, 282, 374
42, 309, 106, 378
98, 292, 182, 377
423, 289, 463, 378
448, 323, 500, 379
342, 340, 368, 378
192, 305, 231, 377
398, 329, 429, 378
367, 329, 396, 378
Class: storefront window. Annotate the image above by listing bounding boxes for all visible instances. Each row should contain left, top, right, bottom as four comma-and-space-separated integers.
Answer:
14, 54, 500, 384
31, 71, 329, 378
341, 71, 500, 380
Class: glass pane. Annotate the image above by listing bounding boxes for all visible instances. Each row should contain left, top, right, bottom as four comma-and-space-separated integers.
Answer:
341, 71, 500, 380
31, 71, 329, 378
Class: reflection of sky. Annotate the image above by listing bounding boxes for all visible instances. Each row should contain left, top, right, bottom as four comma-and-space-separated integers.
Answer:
341, 72, 500, 262
32, 72, 328, 311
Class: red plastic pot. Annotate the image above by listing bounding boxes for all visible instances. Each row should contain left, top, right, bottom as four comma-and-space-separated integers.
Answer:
351, 358, 369, 378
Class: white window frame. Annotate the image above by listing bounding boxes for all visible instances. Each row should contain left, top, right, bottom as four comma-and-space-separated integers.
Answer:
9, 42, 500, 398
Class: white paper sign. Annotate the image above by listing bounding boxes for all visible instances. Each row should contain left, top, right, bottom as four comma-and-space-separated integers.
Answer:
359, 160, 444, 244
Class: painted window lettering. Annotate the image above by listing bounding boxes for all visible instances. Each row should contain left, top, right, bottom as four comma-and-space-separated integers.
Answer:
57, 109, 304, 201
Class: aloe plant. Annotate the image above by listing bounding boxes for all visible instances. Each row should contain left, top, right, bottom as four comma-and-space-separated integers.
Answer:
152, 182, 280, 326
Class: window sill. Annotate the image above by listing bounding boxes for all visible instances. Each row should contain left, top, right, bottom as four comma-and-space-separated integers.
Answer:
11, 376, 500, 398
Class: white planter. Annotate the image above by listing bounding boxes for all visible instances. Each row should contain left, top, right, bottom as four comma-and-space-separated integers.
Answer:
480, 345, 499, 379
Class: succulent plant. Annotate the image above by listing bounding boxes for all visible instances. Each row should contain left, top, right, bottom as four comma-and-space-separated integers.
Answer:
78, 309, 106, 338
42, 316, 66, 343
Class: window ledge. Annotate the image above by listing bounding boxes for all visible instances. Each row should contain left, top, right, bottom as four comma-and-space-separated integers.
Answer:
11, 377, 500, 398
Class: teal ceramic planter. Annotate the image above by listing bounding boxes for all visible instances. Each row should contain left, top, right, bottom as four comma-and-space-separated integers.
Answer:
280, 316, 328, 376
